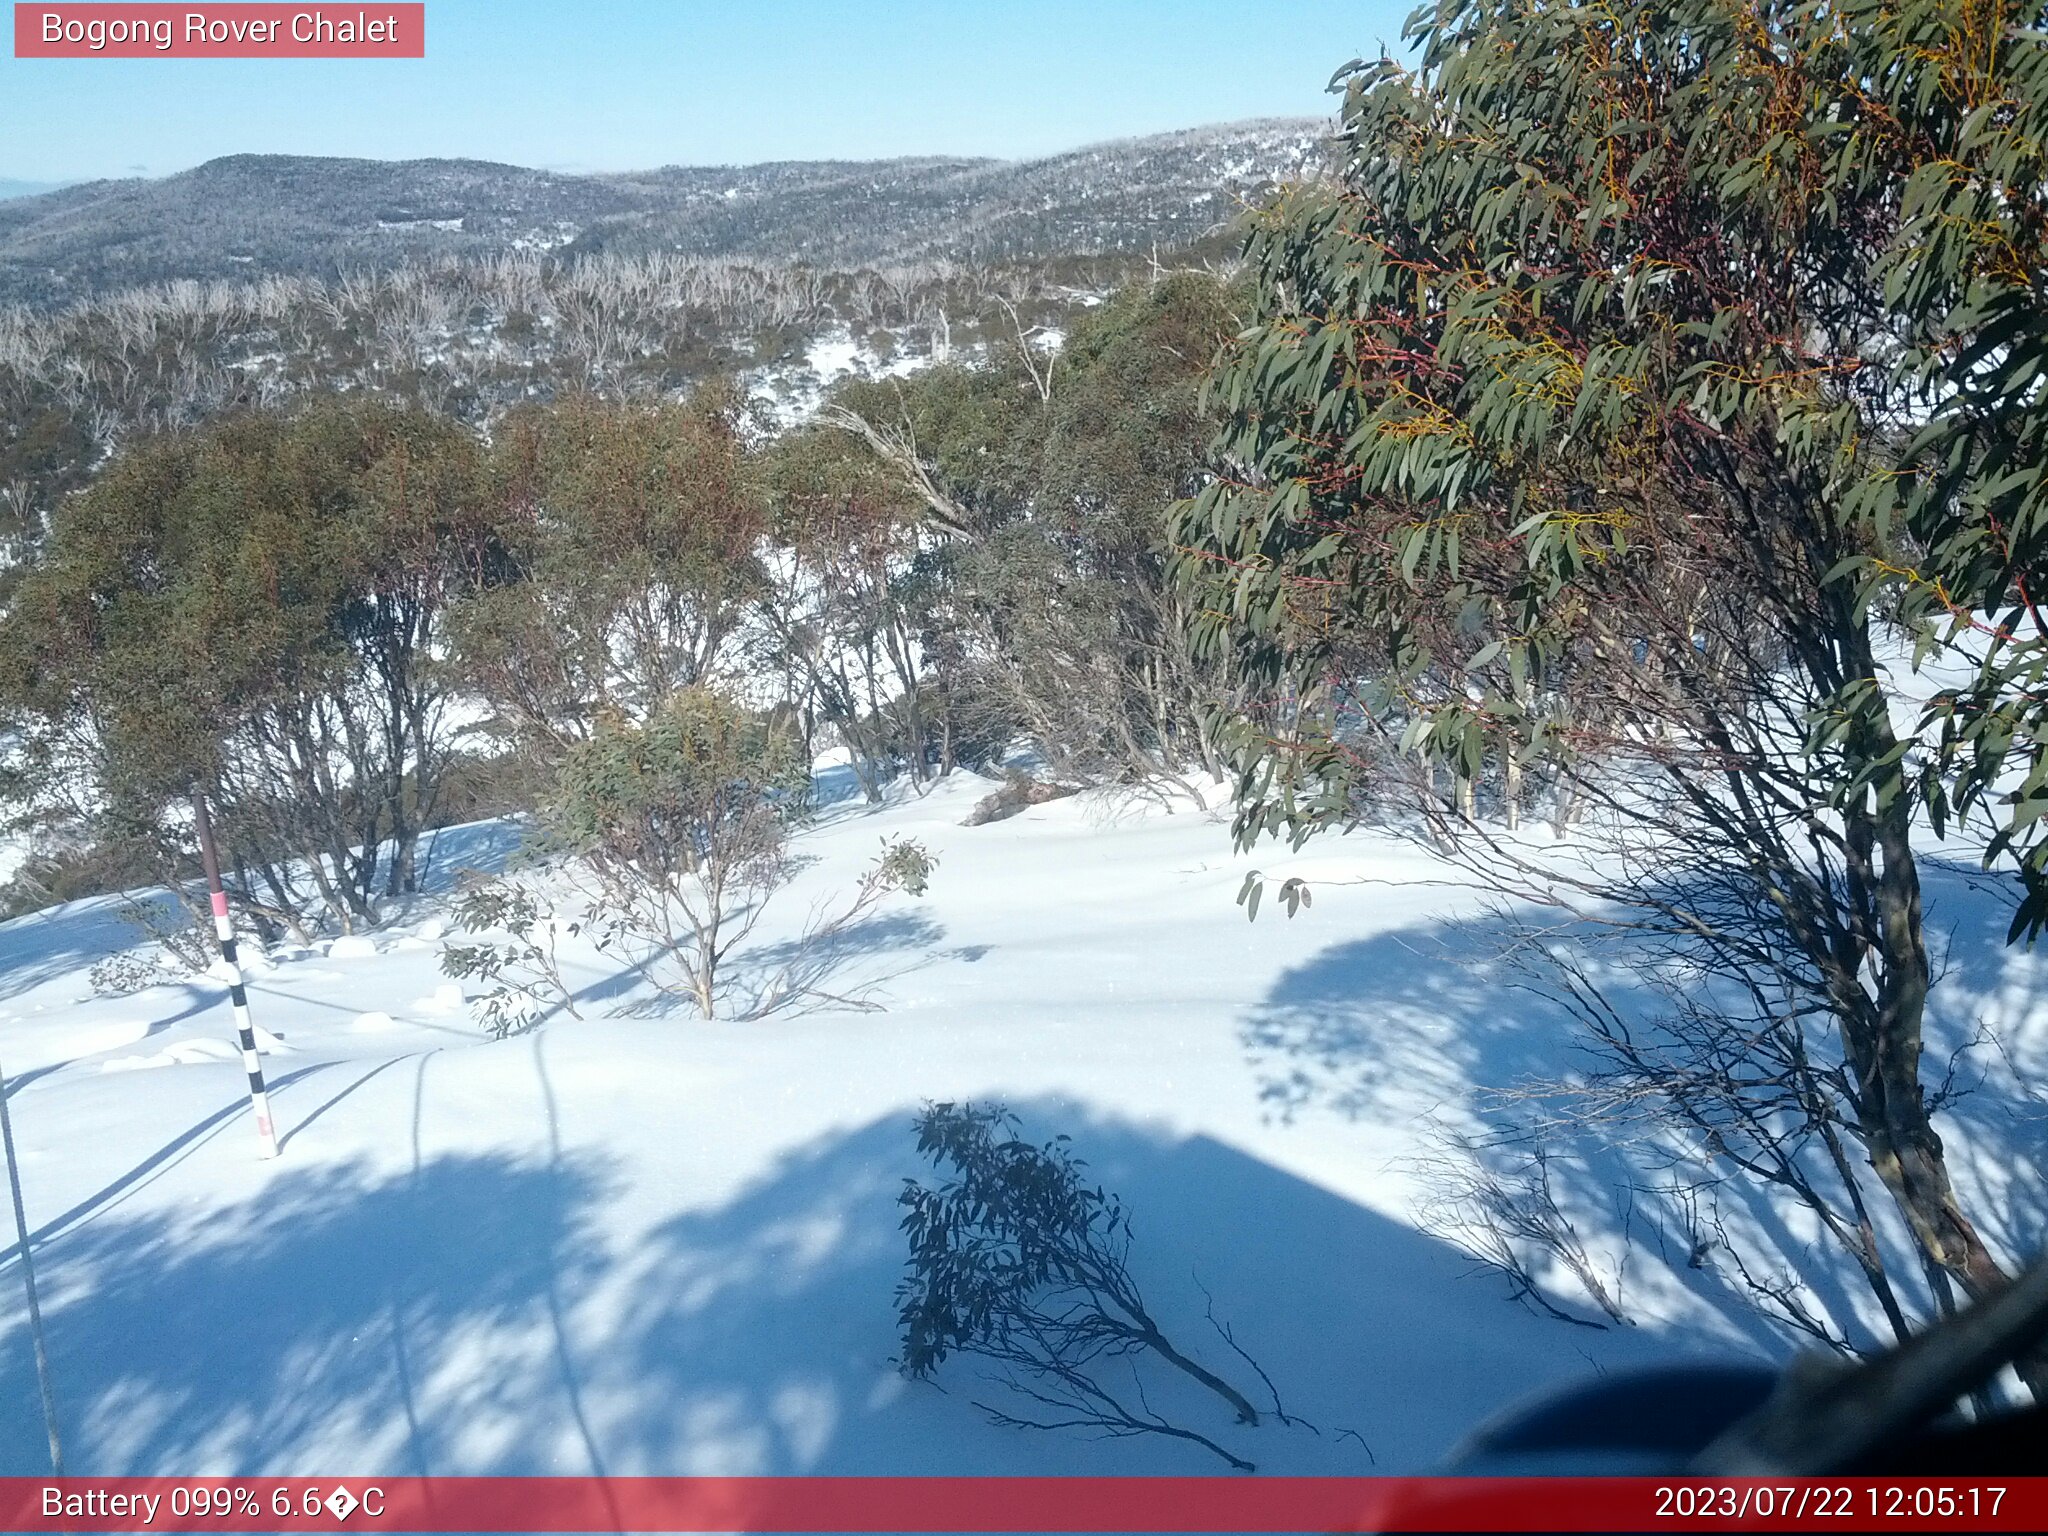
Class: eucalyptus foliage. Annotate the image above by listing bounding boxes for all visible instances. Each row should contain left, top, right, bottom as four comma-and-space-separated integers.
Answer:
1177, 0, 2048, 920
1173, 0, 2048, 1358
896, 1102, 1266, 1470
543, 688, 808, 1019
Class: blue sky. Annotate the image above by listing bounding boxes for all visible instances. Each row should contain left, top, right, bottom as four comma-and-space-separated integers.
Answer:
2, 1, 1414, 182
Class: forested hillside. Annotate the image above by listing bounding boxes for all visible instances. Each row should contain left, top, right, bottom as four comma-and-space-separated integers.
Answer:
0, 119, 1330, 306
0, 119, 1331, 591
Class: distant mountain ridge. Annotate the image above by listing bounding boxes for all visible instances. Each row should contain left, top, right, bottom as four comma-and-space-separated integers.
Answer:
0, 119, 1333, 306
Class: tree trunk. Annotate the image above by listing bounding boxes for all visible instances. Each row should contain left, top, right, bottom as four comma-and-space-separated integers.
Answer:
1137, 1324, 1262, 1427
692, 897, 722, 1019
1839, 700, 2045, 1398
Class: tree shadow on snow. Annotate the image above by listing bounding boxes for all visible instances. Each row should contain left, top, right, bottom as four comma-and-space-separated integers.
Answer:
0, 891, 187, 1006
1238, 857, 2048, 1358
1913, 860, 2048, 1266
0, 1102, 1712, 1479
578, 911, 946, 1020
412, 819, 527, 894
721, 911, 948, 1018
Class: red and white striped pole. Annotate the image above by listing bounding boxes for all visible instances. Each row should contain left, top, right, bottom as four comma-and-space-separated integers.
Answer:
190, 788, 279, 1160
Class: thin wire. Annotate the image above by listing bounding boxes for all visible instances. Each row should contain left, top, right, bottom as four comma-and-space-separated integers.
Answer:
0, 1058, 64, 1475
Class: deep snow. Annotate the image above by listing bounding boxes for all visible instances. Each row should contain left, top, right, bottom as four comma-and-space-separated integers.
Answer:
0, 767, 2041, 1477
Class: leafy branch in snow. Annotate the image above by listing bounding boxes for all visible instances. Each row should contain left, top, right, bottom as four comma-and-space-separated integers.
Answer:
744, 836, 937, 1018
896, 1101, 1270, 1472
440, 876, 583, 1038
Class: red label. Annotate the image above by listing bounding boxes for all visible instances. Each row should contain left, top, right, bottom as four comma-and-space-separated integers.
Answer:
0, 1477, 2043, 1532
14, 4, 424, 57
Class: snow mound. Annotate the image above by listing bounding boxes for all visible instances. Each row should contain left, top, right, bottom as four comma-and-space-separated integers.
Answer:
51, 1018, 153, 1061
105, 1038, 225, 1072
328, 935, 380, 961
101, 1026, 289, 1072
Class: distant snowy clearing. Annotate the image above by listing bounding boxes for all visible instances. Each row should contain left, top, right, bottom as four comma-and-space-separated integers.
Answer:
0, 770, 2039, 1475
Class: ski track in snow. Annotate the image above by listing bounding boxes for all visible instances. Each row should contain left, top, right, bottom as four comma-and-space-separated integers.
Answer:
0, 770, 2042, 1476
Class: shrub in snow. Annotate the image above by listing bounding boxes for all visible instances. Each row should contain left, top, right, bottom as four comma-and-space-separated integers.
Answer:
870, 836, 936, 896
118, 891, 215, 974
88, 950, 180, 997
441, 876, 582, 1039
451, 693, 934, 1024
543, 688, 808, 1020
896, 1101, 1271, 1472
91, 887, 237, 994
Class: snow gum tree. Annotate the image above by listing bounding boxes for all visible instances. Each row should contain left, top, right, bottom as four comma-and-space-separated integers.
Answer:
448, 387, 770, 769
823, 275, 1251, 794
0, 396, 495, 931
1173, 0, 2048, 1382
757, 422, 944, 800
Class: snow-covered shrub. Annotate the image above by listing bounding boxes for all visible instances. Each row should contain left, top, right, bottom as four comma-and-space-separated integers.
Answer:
440, 876, 583, 1039
896, 1101, 1268, 1471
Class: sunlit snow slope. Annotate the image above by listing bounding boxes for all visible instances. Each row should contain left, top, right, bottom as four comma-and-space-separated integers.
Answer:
1, 767, 2039, 1476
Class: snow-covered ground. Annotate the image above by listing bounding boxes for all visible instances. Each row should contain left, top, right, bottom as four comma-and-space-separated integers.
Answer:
0, 768, 2041, 1477
747, 327, 936, 428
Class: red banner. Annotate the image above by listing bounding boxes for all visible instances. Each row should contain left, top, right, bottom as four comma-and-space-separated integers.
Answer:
13, 4, 423, 58
0, 1477, 2043, 1532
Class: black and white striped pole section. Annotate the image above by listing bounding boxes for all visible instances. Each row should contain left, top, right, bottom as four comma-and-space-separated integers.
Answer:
191, 789, 279, 1160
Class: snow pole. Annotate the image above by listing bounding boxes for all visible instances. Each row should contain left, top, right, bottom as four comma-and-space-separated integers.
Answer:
191, 789, 280, 1160
0, 1059, 64, 1474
